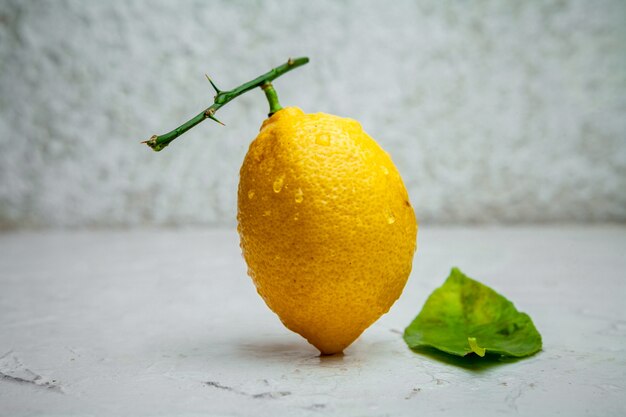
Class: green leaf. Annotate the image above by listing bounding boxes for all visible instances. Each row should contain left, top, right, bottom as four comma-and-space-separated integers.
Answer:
404, 268, 542, 358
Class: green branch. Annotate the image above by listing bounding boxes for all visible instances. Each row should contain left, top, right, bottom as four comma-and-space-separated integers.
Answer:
142, 57, 309, 151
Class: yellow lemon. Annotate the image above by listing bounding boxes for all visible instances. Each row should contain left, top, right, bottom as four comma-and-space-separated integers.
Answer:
237, 107, 417, 354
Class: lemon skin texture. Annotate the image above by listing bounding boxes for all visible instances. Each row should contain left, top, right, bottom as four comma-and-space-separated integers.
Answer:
237, 107, 417, 355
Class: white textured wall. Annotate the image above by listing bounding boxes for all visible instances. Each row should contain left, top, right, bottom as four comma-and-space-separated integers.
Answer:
1, 0, 625, 228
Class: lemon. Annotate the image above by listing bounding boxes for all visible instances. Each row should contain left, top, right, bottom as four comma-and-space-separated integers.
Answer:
237, 107, 418, 354
142, 58, 415, 354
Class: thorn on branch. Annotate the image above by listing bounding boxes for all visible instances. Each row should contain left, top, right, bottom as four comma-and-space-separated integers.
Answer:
205, 108, 225, 126
205, 74, 221, 93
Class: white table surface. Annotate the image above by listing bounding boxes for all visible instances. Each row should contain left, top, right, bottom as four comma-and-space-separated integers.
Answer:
0, 226, 624, 416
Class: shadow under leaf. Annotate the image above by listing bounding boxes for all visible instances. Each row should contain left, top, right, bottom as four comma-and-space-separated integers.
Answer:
410, 346, 530, 371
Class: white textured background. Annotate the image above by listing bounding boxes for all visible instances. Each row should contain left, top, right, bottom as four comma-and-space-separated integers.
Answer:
0, 0, 625, 228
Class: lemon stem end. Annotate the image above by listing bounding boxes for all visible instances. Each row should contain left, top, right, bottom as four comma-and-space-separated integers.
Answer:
261, 82, 282, 117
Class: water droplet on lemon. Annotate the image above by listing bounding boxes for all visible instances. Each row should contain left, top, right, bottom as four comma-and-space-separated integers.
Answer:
295, 188, 304, 203
316, 134, 330, 146
387, 210, 396, 224
248, 190, 255, 199
273, 175, 285, 193
380, 165, 389, 175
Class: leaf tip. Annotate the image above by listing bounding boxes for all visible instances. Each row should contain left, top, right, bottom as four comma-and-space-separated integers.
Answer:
468, 337, 486, 357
